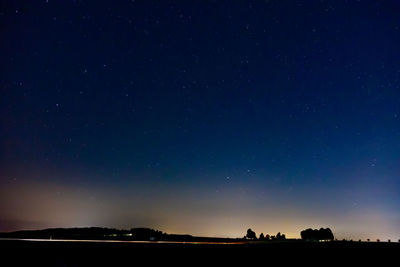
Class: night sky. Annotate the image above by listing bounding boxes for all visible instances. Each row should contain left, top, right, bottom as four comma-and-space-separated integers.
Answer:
1, 1, 400, 240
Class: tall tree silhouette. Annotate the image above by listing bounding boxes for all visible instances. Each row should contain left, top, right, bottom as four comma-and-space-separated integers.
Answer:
259, 233, 265, 240
246, 228, 257, 240
276, 232, 281, 240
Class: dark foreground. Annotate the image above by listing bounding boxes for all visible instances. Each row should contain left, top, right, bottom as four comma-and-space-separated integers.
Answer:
1, 239, 398, 266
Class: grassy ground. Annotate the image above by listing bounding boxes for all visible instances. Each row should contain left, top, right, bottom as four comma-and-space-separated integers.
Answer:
1, 239, 398, 266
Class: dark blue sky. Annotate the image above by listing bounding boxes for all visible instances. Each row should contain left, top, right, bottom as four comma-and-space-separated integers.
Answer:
1, 1, 400, 240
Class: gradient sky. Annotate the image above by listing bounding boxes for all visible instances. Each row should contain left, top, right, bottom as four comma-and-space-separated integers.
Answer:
1, 0, 400, 240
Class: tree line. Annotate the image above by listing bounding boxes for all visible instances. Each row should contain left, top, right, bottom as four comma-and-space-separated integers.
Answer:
245, 228, 286, 241
245, 227, 335, 241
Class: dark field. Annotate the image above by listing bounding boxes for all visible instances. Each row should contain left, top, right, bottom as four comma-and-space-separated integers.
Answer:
1, 239, 398, 266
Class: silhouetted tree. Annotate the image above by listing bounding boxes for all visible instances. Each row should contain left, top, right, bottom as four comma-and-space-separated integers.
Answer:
259, 233, 265, 240
300, 228, 334, 241
265, 234, 270, 241
367, 239, 370, 242
300, 228, 316, 241
246, 228, 257, 240
319, 228, 334, 241
273, 232, 286, 241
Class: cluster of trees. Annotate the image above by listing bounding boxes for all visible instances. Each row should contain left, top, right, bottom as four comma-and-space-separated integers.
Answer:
245, 229, 286, 241
300, 228, 334, 241
245, 227, 335, 242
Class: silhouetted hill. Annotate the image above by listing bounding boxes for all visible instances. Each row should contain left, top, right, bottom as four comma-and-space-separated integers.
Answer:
0, 227, 237, 242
